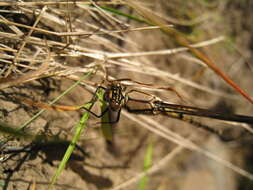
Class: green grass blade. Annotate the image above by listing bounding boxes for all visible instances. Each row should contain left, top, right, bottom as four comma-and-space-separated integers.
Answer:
0, 180, 4, 187
48, 102, 92, 189
99, 6, 146, 23
138, 140, 153, 190
19, 71, 93, 131
0, 71, 94, 149
96, 88, 114, 142
0, 121, 48, 142
0, 121, 33, 139
80, 3, 147, 24
48, 85, 106, 189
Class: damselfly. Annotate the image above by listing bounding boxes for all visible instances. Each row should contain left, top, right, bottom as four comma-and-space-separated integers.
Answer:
86, 80, 253, 123
90, 79, 253, 140
23, 79, 253, 140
